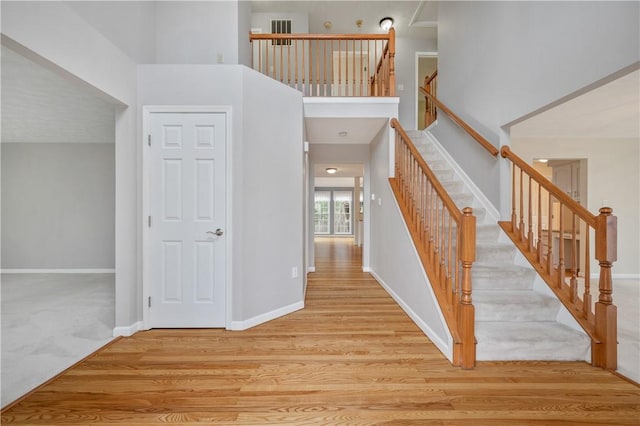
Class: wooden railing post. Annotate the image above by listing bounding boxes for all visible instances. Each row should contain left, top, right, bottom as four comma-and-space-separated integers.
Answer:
459, 207, 476, 369
388, 28, 396, 96
593, 207, 617, 369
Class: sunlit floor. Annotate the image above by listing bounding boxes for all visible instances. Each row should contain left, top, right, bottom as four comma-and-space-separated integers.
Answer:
1, 274, 115, 407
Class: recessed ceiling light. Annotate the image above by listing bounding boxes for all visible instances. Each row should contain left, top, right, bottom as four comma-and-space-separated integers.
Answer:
537, 159, 549, 163
338, 131, 348, 137
326, 167, 338, 174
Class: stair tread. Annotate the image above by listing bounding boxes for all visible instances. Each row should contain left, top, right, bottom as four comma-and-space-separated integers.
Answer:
476, 321, 590, 361
414, 131, 591, 362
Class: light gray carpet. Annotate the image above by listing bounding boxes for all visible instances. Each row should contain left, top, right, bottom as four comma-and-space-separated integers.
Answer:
1, 273, 115, 407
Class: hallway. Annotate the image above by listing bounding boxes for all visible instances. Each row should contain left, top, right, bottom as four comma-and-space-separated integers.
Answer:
2, 238, 638, 424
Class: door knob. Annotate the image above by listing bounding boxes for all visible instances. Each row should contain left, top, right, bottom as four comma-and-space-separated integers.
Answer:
207, 228, 224, 237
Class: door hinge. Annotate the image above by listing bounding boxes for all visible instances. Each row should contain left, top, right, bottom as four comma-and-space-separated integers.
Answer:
147, 134, 151, 146
148, 296, 151, 308
148, 216, 151, 227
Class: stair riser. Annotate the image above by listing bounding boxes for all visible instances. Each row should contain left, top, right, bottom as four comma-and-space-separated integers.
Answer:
475, 246, 516, 263
472, 275, 534, 291
412, 131, 591, 363
475, 302, 559, 321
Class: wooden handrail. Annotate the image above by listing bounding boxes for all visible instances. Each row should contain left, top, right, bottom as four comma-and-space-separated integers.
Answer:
424, 69, 438, 86
419, 86, 499, 157
422, 70, 438, 128
392, 119, 462, 222
500, 146, 596, 227
249, 30, 395, 97
390, 118, 476, 369
250, 33, 391, 41
499, 145, 617, 370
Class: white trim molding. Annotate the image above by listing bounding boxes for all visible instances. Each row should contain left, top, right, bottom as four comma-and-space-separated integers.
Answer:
307, 266, 316, 273
113, 321, 143, 337
228, 300, 304, 331
1, 268, 115, 274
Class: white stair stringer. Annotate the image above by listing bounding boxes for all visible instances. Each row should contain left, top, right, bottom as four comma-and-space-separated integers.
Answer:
405, 129, 591, 362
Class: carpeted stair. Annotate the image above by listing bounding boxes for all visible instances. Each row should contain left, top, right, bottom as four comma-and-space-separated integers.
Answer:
405, 129, 590, 361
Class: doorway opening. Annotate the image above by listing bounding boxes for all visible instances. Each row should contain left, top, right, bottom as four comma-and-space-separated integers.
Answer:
0, 43, 116, 407
311, 163, 365, 271
416, 52, 438, 130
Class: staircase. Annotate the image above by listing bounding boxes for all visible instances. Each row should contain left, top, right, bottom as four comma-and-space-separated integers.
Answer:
406, 129, 591, 361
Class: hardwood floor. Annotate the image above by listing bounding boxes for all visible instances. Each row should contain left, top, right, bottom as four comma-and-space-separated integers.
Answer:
2, 236, 639, 425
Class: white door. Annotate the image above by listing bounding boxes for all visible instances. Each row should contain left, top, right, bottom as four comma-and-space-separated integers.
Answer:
149, 112, 226, 327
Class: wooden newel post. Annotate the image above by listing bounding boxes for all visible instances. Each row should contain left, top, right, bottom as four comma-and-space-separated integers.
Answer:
459, 207, 476, 369
593, 207, 617, 369
388, 28, 396, 97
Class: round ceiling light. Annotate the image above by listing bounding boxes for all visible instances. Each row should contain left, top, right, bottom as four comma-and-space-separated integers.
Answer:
379, 17, 394, 31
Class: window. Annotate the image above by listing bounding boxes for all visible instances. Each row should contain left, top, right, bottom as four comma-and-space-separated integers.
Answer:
314, 191, 330, 234
314, 189, 353, 235
333, 191, 352, 234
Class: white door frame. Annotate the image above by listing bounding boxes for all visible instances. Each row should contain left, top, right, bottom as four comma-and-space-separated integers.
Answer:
141, 105, 233, 330
415, 51, 438, 130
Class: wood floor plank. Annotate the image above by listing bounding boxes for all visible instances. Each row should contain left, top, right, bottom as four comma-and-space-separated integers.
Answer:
2, 236, 639, 424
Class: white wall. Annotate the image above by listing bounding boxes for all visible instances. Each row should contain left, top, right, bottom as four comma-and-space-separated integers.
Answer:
64, 1, 156, 64
368, 122, 451, 359
155, 1, 240, 64
433, 1, 640, 211
513, 137, 640, 276
1, 143, 115, 269
237, 0, 252, 67
67, 1, 252, 65
251, 12, 309, 33
1, 0, 138, 329
395, 36, 437, 130
138, 64, 305, 326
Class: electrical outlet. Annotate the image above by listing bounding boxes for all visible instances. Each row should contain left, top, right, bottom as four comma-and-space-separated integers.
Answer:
291, 267, 298, 278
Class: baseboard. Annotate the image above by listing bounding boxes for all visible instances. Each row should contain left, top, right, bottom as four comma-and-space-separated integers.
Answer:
113, 321, 143, 337
590, 273, 640, 280
1, 268, 115, 274
362, 266, 372, 272
228, 300, 304, 331
307, 267, 316, 273
612, 274, 640, 279
369, 269, 452, 361
424, 130, 500, 223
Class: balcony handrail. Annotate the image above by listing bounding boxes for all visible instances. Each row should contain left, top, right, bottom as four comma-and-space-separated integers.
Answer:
390, 118, 476, 369
249, 33, 391, 41
249, 30, 395, 97
419, 85, 499, 157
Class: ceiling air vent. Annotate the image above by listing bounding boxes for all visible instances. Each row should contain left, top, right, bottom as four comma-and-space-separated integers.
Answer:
271, 19, 292, 46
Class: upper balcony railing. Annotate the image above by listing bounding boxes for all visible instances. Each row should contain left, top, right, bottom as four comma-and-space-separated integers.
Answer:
249, 29, 395, 97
